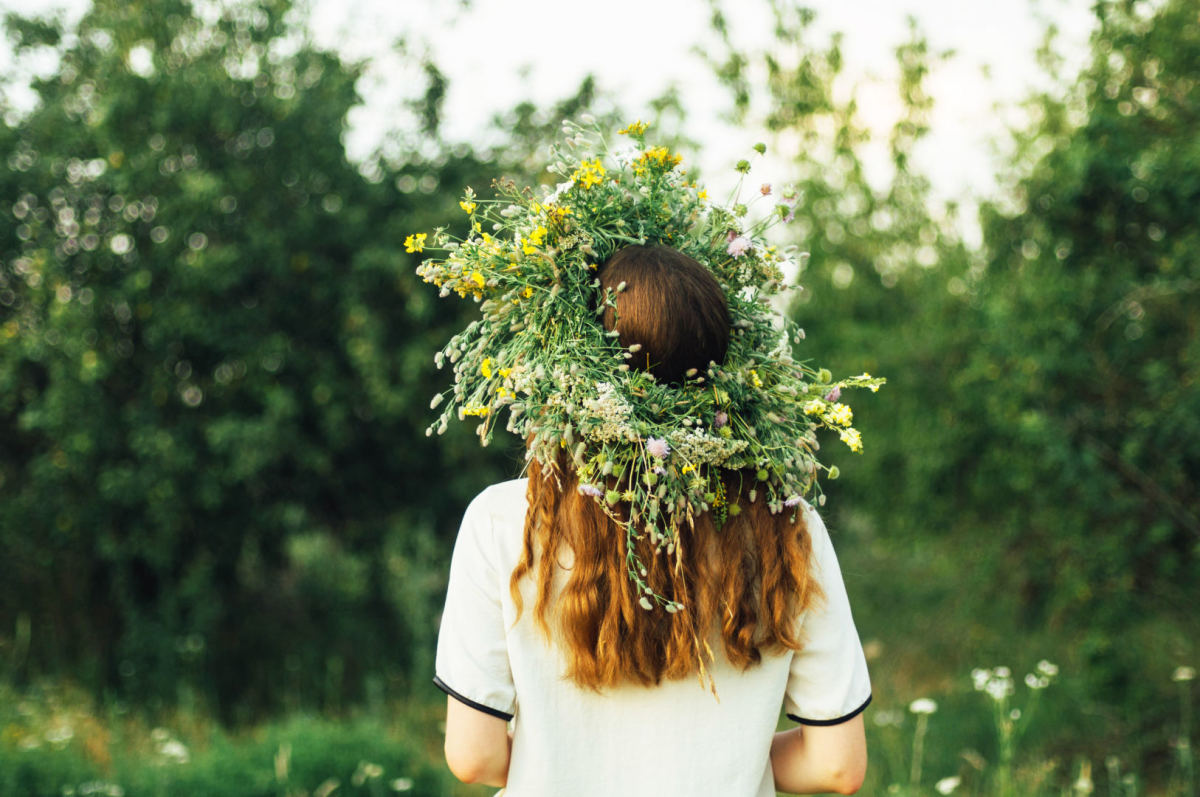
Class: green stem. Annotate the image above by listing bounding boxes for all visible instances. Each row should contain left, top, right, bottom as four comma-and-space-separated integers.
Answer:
910, 713, 928, 788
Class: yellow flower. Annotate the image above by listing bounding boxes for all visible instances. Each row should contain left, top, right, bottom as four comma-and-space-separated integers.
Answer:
459, 200, 477, 214
572, 158, 606, 189
838, 427, 863, 453
635, 146, 683, 171
481, 357, 493, 379
522, 225, 549, 254
618, 120, 648, 136
827, 403, 853, 426
404, 233, 426, 253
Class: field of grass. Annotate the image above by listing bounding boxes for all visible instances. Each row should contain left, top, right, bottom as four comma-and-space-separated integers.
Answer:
3, 655, 1193, 797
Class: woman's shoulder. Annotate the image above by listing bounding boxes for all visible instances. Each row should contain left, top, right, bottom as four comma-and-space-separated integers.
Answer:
467, 477, 528, 518
459, 478, 529, 563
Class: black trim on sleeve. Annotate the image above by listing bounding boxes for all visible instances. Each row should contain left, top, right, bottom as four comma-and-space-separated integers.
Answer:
787, 693, 872, 726
433, 676, 515, 721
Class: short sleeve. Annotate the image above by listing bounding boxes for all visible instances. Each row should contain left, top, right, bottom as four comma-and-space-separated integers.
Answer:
784, 505, 872, 725
433, 489, 517, 721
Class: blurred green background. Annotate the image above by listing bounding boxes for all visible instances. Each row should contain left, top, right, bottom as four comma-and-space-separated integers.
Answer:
0, 0, 1196, 794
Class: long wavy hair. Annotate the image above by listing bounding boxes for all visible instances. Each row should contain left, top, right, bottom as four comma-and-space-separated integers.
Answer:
510, 244, 820, 689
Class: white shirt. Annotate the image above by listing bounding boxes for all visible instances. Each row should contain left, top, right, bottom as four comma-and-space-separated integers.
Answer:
435, 478, 871, 797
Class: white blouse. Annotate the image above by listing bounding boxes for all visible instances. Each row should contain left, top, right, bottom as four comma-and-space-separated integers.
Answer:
435, 478, 871, 797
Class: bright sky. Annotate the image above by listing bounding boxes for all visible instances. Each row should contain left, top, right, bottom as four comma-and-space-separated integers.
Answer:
3, 0, 1097, 224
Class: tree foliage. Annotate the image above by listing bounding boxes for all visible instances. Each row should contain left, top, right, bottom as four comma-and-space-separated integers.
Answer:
0, 0, 518, 717
964, 0, 1200, 692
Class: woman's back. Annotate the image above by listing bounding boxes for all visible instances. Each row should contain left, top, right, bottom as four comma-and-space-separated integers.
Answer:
435, 479, 871, 797
420, 128, 883, 792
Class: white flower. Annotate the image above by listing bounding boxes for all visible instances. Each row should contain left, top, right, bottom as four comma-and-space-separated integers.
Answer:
1173, 666, 1196, 682
45, 725, 74, 745
872, 710, 904, 728
544, 180, 575, 205
935, 776, 962, 794
985, 675, 1015, 702
908, 698, 938, 715
158, 739, 189, 764
352, 762, 385, 786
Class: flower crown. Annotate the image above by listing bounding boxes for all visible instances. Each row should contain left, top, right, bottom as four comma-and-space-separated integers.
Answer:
414, 119, 883, 611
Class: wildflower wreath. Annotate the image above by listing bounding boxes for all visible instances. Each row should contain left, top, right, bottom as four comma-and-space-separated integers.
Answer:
413, 119, 883, 611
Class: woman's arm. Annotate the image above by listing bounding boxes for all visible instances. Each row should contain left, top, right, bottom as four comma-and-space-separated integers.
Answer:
770, 714, 867, 795
443, 697, 512, 787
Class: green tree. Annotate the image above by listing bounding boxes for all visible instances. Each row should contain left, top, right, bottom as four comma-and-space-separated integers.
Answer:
964, 0, 1199, 699
0, 0, 516, 717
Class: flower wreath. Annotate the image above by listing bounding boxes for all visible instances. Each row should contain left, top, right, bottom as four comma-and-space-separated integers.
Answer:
414, 119, 883, 612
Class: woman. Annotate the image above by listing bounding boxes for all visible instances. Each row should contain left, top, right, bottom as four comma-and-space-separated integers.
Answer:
434, 245, 871, 796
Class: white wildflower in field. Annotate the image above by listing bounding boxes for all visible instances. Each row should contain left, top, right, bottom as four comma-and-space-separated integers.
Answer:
352, 762, 385, 786
1037, 659, 1059, 677
935, 775, 962, 794
986, 676, 1014, 701
1073, 760, 1095, 794
158, 739, 189, 764
909, 698, 938, 715
872, 709, 904, 728
974, 667, 1016, 701
76, 781, 125, 796
44, 724, 74, 746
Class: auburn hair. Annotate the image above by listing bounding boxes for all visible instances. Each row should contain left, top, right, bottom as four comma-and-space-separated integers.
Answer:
510, 244, 821, 690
